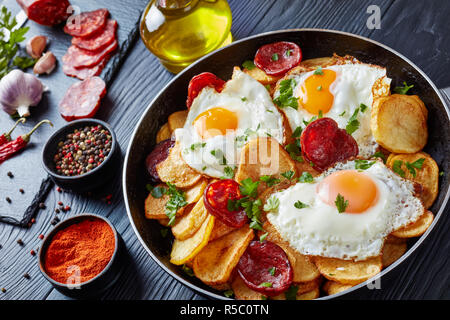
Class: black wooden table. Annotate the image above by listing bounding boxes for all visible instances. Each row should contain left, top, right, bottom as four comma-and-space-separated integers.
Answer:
0, 0, 449, 300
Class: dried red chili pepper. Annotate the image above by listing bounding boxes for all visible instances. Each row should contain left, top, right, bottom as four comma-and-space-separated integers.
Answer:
0, 119, 52, 164
0, 118, 26, 146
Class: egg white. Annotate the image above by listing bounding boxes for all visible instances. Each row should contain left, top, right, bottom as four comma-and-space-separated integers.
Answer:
266, 160, 423, 261
175, 69, 285, 178
276, 63, 391, 158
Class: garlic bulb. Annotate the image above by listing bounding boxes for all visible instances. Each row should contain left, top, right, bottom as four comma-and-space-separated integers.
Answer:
0, 69, 44, 117
33, 52, 56, 75
26, 35, 47, 59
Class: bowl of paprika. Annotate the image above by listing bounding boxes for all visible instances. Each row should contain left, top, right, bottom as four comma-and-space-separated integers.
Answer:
38, 214, 123, 298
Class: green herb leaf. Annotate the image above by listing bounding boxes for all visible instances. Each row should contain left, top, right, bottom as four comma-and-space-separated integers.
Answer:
372, 151, 386, 163
260, 175, 281, 187
259, 282, 272, 288
335, 193, 349, 213
268, 267, 276, 276
339, 111, 346, 116
182, 264, 194, 277
211, 149, 227, 165
240, 178, 260, 198
259, 232, 268, 242
241, 97, 247, 102
263, 196, 280, 212
223, 290, 234, 298
360, 103, 368, 113
145, 184, 153, 192
404, 158, 424, 178
273, 79, 298, 110
285, 49, 292, 57
151, 186, 166, 198
271, 53, 279, 61
285, 140, 303, 162
165, 183, 188, 226
281, 170, 295, 180
285, 285, 299, 300
314, 66, 324, 75
298, 172, 314, 183
354, 159, 376, 170
242, 60, 256, 70
294, 200, 309, 209
394, 81, 414, 95
392, 160, 406, 178
221, 166, 235, 179
345, 108, 360, 135
303, 116, 318, 127
317, 85, 322, 91
190, 142, 206, 151
292, 126, 303, 138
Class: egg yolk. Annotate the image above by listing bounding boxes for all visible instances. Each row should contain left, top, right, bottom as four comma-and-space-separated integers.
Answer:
193, 107, 238, 139
317, 170, 379, 214
298, 69, 336, 115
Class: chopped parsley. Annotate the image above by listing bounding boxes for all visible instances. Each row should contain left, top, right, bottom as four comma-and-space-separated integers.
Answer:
271, 53, 279, 61
221, 166, 235, 179
281, 170, 295, 180
182, 264, 194, 277
241, 97, 248, 102
298, 172, 314, 183
285, 49, 292, 57
372, 151, 386, 163
285, 140, 303, 162
292, 126, 303, 138
259, 232, 268, 242
165, 183, 188, 226
260, 175, 281, 187
314, 66, 324, 75
294, 200, 309, 209
265, 84, 271, 91
261, 295, 268, 300
392, 160, 406, 177
318, 110, 323, 119
360, 103, 368, 113
405, 158, 425, 177
231, 178, 263, 231
303, 116, 318, 126
285, 285, 299, 300
317, 85, 322, 91
151, 186, 166, 198
240, 178, 260, 198
345, 107, 360, 135
242, 60, 256, 70
394, 81, 414, 95
335, 193, 349, 213
263, 196, 280, 212
339, 111, 346, 117
268, 267, 276, 276
211, 149, 227, 165
354, 159, 376, 170
190, 142, 206, 151
223, 290, 234, 298
439, 171, 444, 177
259, 282, 273, 288
273, 78, 298, 110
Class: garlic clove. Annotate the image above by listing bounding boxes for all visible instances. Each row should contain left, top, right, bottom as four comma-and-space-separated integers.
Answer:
33, 52, 57, 75
26, 35, 48, 59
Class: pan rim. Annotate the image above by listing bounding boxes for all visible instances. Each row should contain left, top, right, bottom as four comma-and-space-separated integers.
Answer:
123, 28, 450, 300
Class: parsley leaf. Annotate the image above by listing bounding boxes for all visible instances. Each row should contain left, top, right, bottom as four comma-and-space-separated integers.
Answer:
392, 160, 406, 178
294, 200, 309, 209
259, 232, 268, 242
346, 108, 360, 135
240, 178, 260, 198
268, 267, 276, 276
223, 290, 234, 298
190, 142, 206, 151
242, 60, 256, 70
394, 81, 414, 95
298, 172, 314, 183
335, 193, 349, 213
271, 53, 279, 61
273, 79, 298, 110
165, 183, 188, 226
285, 49, 292, 57
372, 151, 386, 163
292, 126, 303, 138
360, 103, 368, 113
151, 186, 166, 198
285, 140, 303, 162
281, 170, 295, 180
259, 282, 273, 288
354, 159, 376, 170
285, 285, 299, 300
211, 149, 227, 165
405, 158, 425, 177
314, 66, 324, 75
182, 264, 194, 277
221, 166, 235, 179
260, 175, 281, 187
263, 196, 280, 212
303, 116, 318, 127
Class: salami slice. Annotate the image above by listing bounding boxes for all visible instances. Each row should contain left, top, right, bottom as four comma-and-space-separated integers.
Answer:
72, 19, 118, 52
186, 72, 226, 108
254, 41, 302, 76
62, 39, 118, 69
64, 8, 109, 37
145, 139, 175, 183
17, 0, 71, 26
300, 118, 359, 172
237, 241, 293, 296
62, 54, 110, 80
203, 179, 247, 228
59, 77, 106, 121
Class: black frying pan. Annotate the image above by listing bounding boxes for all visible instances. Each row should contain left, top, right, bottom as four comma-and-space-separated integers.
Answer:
122, 29, 450, 300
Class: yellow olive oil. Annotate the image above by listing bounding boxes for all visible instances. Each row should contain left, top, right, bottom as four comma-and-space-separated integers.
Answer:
140, 0, 232, 73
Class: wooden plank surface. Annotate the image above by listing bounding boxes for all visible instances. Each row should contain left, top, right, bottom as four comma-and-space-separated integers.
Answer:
0, 0, 449, 300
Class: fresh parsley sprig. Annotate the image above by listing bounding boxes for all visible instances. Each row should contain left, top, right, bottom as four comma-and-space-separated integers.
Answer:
273, 78, 298, 110
394, 81, 414, 95
335, 193, 349, 213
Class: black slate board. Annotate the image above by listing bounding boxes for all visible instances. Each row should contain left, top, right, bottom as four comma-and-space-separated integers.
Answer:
0, 0, 146, 225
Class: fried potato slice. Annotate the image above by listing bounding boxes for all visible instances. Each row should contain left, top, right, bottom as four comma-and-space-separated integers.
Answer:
323, 281, 353, 296
295, 160, 320, 178
243, 66, 282, 85
232, 275, 265, 300
300, 56, 337, 69
193, 226, 254, 286
382, 240, 407, 267
371, 94, 428, 153
170, 214, 215, 265
209, 219, 237, 242
296, 288, 320, 300
168, 110, 188, 133
235, 137, 297, 195
313, 255, 382, 285
271, 280, 320, 300
391, 210, 434, 238
386, 152, 439, 208
385, 234, 405, 244
156, 140, 203, 188
156, 122, 171, 143
172, 196, 208, 240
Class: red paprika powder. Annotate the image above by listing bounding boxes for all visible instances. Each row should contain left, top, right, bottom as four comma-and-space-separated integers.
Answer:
44, 217, 115, 284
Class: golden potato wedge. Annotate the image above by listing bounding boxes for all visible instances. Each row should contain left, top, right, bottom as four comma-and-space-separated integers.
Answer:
385, 234, 405, 244
156, 140, 203, 188
235, 137, 297, 195
382, 241, 407, 267
313, 255, 382, 285
295, 160, 320, 178
296, 288, 320, 300
168, 110, 188, 133
243, 66, 281, 85
300, 56, 337, 69
391, 210, 434, 238
372, 76, 391, 99
261, 222, 320, 282
193, 226, 254, 286
232, 275, 265, 300
170, 214, 215, 265
271, 280, 320, 300
371, 94, 428, 153
323, 281, 353, 296
386, 152, 439, 208
209, 219, 237, 242
156, 123, 171, 143
172, 197, 208, 240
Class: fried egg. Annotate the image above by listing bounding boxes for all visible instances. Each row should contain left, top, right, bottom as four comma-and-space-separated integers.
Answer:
175, 68, 285, 178
266, 160, 423, 260
275, 61, 391, 157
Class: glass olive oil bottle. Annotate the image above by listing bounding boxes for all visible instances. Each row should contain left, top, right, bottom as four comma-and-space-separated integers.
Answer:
140, 0, 232, 73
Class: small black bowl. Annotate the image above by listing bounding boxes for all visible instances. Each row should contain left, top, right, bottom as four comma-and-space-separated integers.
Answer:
38, 214, 124, 298
42, 119, 120, 193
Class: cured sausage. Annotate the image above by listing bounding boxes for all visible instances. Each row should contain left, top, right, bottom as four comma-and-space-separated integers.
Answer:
300, 118, 359, 171
63, 8, 109, 37
237, 240, 293, 296
186, 72, 226, 108
203, 179, 248, 228
59, 77, 106, 121
62, 54, 110, 80
145, 139, 175, 183
17, 0, 71, 26
254, 41, 302, 76
62, 39, 118, 69
72, 19, 117, 52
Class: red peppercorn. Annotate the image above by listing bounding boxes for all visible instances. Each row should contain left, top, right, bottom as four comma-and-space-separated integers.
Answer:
30, 250, 36, 256
38, 234, 44, 240
64, 205, 71, 211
